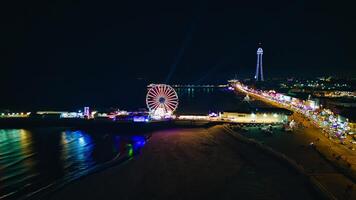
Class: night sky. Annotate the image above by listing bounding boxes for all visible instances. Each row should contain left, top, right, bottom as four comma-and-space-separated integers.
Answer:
1, 0, 355, 109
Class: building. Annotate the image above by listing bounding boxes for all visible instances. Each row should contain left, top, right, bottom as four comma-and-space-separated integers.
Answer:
337, 109, 356, 133
220, 111, 288, 124
84, 107, 90, 119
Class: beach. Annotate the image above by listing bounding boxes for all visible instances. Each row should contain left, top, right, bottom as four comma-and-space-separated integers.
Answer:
47, 126, 315, 200
228, 120, 356, 200
234, 85, 356, 198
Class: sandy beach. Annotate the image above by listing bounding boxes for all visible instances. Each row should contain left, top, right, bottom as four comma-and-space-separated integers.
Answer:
229, 121, 356, 200
234, 86, 356, 196
46, 126, 315, 200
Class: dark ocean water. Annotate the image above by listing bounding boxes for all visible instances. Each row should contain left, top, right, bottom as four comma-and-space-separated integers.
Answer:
0, 88, 266, 199
0, 129, 147, 199
175, 87, 271, 114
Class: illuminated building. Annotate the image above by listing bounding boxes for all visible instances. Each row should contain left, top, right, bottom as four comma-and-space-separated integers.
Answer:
177, 115, 209, 120
60, 112, 83, 118
219, 112, 288, 123
84, 107, 90, 119
235, 82, 352, 140
349, 121, 356, 133
0, 112, 31, 118
133, 116, 149, 122
306, 99, 320, 110
254, 47, 264, 81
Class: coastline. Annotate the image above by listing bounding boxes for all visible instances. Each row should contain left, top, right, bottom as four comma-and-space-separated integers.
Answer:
3, 117, 354, 199
234, 87, 356, 181
47, 126, 316, 200
0, 118, 224, 134
12, 122, 355, 199
224, 124, 356, 199
13, 132, 152, 200
290, 112, 356, 182
21, 150, 133, 200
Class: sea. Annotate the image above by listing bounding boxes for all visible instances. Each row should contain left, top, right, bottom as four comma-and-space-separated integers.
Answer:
1, 87, 256, 199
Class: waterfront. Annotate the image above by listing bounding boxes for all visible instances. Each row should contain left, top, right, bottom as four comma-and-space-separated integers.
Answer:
233, 82, 356, 199
0, 88, 246, 199
1, 87, 352, 199
2, 1, 355, 199
49, 126, 317, 200
0, 129, 147, 199
230, 123, 356, 199
0, 88, 291, 200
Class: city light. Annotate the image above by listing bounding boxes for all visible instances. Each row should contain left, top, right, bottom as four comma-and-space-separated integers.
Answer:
0, 112, 31, 118
235, 82, 352, 143
84, 107, 90, 119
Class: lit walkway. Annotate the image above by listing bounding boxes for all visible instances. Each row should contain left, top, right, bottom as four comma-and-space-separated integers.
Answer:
234, 84, 356, 186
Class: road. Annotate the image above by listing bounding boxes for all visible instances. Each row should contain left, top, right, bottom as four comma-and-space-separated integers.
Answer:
233, 122, 356, 199
234, 84, 356, 166
234, 84, 356, 199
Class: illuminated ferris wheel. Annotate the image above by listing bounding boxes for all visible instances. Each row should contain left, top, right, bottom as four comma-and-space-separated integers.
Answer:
146, 84, 178, 117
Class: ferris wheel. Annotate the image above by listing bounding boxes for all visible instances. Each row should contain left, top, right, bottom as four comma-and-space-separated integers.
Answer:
146, 84, 178, 117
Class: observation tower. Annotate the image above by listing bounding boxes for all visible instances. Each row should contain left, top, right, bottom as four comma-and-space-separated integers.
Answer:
254, 47, 264, 81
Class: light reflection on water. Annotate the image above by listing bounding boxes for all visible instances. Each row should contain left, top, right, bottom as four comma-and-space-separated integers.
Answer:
0, 129, 148, 199
0, 88, 259, 199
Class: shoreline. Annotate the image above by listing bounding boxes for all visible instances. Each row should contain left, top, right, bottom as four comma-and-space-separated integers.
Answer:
222, 125, 338, 199
47, 126, 317, 200
224, 124, 356, 199
21, 148, 135, 200
1, 134, 151, 200
234, 87, 356, 182
0, 118, 225, 134
5, 122, 354, 199
290, 112, 356, 182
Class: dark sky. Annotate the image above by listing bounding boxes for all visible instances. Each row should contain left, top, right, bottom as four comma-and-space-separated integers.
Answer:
0, 0, 355, 109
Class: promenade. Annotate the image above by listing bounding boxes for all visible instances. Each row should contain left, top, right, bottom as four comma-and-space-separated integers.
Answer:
234, 83, 356, 199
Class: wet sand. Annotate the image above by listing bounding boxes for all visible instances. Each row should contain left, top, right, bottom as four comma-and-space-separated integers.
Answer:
48, 126, 316, 200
